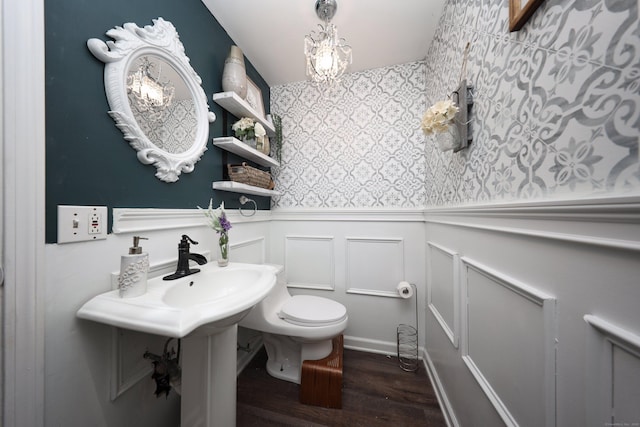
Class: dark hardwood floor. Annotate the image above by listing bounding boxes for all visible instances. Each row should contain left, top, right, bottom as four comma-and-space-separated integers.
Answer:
237, 348, 447, 426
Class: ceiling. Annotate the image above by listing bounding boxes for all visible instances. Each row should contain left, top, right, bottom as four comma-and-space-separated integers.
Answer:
201, 0, 446, 87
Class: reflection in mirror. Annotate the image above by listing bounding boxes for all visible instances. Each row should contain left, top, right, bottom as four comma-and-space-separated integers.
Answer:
127, 56, 196, 154
87, 18, 216, 182
127, 56, 175, 120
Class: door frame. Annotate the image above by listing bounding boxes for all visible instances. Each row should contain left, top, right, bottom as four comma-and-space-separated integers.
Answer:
2, 0, 46, 425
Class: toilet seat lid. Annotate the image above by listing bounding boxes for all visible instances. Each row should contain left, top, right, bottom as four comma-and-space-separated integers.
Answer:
279, 295, 347, 326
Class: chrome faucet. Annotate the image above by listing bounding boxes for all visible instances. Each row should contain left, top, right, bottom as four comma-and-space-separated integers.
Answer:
163, 234, 208, 280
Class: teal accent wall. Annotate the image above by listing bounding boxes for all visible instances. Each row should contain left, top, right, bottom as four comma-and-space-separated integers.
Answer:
45, 0, 271, 243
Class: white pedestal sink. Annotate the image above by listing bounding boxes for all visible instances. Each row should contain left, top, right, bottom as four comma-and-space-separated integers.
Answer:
77, 262, 278, 427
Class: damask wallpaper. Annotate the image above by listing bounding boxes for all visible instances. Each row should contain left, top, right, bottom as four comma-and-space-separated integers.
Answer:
270, 0, 639, 208
270, 61, 427, 208
425, 0, 639, 205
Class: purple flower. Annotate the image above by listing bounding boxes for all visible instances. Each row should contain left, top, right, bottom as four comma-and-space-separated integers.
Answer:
198, 199, 233, 234
219, 214, 232, 233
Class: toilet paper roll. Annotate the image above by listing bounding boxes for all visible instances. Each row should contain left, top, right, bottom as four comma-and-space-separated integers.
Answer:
397, 281, 414, 299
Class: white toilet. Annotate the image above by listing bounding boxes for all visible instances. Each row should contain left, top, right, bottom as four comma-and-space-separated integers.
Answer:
239, 265, 348, 384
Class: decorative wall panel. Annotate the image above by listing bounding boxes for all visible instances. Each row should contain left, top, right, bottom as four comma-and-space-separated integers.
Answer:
584, 315, 640, 427
461, 257, 557, 427
612, 346, 640, 423
426, 242, 459, 347
270, 62, 426, 208
110, 328, 167, 400
346, 237, 404, 297
284, 235, 335, 290
230, 237, 265, 264
424, 0, 640, 205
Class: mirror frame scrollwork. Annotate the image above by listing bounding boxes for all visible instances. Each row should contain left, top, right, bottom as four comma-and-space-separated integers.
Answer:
88, 18, 216, 182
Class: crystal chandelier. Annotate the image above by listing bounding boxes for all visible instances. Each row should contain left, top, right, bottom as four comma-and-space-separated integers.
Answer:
304, 0, 352, 85
127, 57, 175, 116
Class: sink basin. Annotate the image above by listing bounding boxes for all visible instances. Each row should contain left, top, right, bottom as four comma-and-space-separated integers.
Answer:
77, 262, 277, 338
163, 268, 263, 309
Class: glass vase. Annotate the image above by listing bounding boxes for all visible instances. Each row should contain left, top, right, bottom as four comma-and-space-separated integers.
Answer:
436, 125, 461, 152
218, 232, 229, 267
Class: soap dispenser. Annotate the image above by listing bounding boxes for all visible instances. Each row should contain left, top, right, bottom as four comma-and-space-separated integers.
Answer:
118, 236, 149, 298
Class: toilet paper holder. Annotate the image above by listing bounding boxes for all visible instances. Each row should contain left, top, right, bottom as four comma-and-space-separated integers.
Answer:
396, 282, 419, 372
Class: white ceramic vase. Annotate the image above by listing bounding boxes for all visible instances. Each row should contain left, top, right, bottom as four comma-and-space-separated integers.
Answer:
222, 45, 247, 99
261, 136, 270, 156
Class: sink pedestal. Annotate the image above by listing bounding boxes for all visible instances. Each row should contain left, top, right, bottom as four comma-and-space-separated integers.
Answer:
181, 324, 238, 427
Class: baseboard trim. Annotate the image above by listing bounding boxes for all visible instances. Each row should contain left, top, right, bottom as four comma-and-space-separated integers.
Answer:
343, 335, 399, 356
423, 348, 460, 427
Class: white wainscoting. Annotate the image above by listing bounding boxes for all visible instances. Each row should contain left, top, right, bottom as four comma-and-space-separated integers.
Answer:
270, 209, 426, 353
584, 315, 640, 427
284, 235, 335, 290
230, 237, 266, 264
426, 242, 459, 348
346, 237, 405, 298
423, 195, 639, 427
110, 328, 169, 400
423, 346, 461, 427
460, 257, 557, 427
112, 208, 271, 234
93, 201, 640, 427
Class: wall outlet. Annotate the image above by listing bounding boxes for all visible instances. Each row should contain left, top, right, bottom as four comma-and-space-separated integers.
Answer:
58, 205, 108, 243
89, 211, 102, 234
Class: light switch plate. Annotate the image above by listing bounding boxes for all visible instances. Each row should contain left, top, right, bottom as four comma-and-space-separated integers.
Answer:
58, 205, 108, 243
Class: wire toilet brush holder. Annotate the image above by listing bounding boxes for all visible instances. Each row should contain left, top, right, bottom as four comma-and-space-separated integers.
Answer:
397, 282, 419, 372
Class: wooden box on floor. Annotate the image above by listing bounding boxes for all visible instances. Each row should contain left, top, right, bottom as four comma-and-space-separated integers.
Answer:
299, 335, 344, 409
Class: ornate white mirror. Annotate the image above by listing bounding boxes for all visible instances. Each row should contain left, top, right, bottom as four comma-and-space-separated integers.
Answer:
88, 18, 216, 182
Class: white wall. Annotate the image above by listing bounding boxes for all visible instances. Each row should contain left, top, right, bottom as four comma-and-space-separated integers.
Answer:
2, 0, 46, 426
44, 210, 270, 426
423, 197, 640, 427
269, 209, 426, 354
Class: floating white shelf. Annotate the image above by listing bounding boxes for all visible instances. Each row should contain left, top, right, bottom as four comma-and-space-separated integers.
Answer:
212, 137, 279, 168
212, 181, 280, 197
212, 91, 275, 134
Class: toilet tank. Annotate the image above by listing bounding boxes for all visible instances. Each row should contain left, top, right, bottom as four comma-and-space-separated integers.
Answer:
263, 264, 290, 303
240, 264, 290, 328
